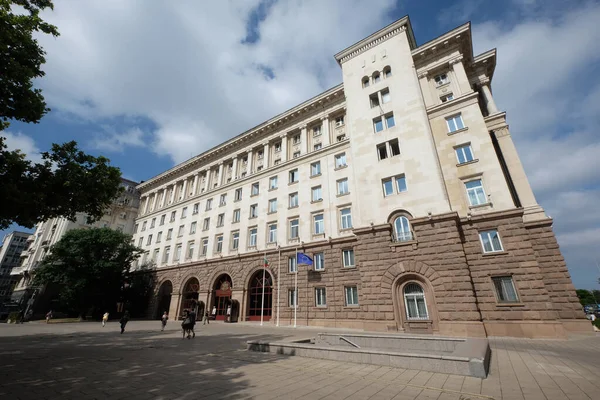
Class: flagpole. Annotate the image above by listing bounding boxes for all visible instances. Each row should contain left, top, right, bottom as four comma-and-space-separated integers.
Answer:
276, 245, 280, 327
294, 247, 298, 328
260, 251, 266, 326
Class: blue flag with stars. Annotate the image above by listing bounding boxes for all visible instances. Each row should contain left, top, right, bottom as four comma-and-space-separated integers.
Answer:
297, 253, 313, 265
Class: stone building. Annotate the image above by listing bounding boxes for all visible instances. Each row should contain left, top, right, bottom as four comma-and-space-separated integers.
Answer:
10, 178, 140, 315
134, 17, 589, 338
0, 231, 32, 305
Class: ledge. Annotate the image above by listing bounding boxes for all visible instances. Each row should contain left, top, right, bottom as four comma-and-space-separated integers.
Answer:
457, 159, 479, 167
447, 127, 469, 136
482, 251, 508, 257
495, 302, 525, 307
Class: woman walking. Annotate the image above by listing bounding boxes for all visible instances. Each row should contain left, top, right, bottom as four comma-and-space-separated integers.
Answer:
161, 311, 168, 331
102, 312, 109, 327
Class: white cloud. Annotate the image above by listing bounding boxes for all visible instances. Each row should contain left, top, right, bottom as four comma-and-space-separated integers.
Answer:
91, 126, 147, 153
1, 131, 43, 164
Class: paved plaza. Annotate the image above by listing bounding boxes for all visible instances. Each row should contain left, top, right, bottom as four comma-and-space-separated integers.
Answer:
0, 321, 599, 400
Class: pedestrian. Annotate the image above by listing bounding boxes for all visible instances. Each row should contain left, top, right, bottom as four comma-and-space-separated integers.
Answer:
161, 311, 168, 331
226, 305, 231, 322
102, 312, 109, 327
188, 308, 196, 338
211, 306, 216, 320
119, 311, 130, 334
45, 310, 53, 323
203, 311, 209, 325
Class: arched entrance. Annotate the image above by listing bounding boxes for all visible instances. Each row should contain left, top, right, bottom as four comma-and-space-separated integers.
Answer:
212, 274, 232, 321
156, 280, 173, 319
179, 277, 200, 317
246, 270, 273, 321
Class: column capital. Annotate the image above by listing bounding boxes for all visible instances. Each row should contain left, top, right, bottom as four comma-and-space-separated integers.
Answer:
417, 70, 428, 79
479, 77, 491, 86
449, 55, 464, 65
320, 115, 329, 121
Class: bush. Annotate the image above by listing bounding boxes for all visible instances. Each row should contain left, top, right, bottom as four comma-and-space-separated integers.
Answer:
7, 312, 21, 322
593, 319, 600, 329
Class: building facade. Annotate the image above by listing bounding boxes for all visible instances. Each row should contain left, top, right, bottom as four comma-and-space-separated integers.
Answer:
10, 179, 140, 315
135, 17, 589, 338
0, 231, 32, 305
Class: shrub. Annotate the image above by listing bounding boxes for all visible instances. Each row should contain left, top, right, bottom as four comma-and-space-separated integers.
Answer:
593, 319, 600, 329
7, 312, 21, 322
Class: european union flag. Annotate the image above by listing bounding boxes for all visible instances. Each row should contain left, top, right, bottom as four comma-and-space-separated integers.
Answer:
297, 253, 313, 265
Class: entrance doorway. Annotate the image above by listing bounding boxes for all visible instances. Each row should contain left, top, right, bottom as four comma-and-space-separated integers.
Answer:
246, 270, 273, 321
212, 274, 232, 321
179, 277, 200, 318
156, 280, 173, 319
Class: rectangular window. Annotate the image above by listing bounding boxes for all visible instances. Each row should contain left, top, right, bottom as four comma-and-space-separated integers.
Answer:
187, 241, 195, 259
133, 223, 139, 234
146, 235, 152, 246
381, 88, 391, 104
233, 209, 241, 223
217, 213, 225, 227
268, 223, 277, 243
293, 135, 301, 144
249, 228, 257, 247
288, 257, 297, 273
234, 188, 242, 201
441, 93, 454, 102
314, 253, 324, 271
152, 249, 160, 262
373, 117, 384, 133
215, 235, 223, 253
386, 113, 395, 129
370, 93, 380, 108
257, 150, 264, 159
289, 169, 299, 183
289, 289, 297, 307
335, 153, 347, 168
178, 225, 184, 237
167, 228, 173, 240
315, 288, 327, 307
446, 114, 465, 133
205, 199, 213, 211
312, 126, 321, 137
435, 73, 449, 86
274, 142, 281, 152
163, 246, 171, 263
313, 214, 324, 234
201, 238, 208, 256
202, 218, 210, 231
251, 182, 259, 196
181, 207, 188, 218
150, 218, 156, 228
269, 198, 277, 213
465, 179, 487, 206
174, 244, 182, 261
389, 139, 400, 156
340, 208, 352, 230
219, 194, 227, 206
141, 221, 147, 231
293, 151, 301, 159
289, 192, 299, 208
232, 232, 239, 250
160, 215, 166, 225
377, 143, 388, 160
156, 231, 162, 243
455, 144, 474, 164
311, 161, 321, 176
290, 219, 299, 239
312, 186, 322, 202
345, 286, 359, 306
249, 204, 258, 218
343, 249, 355, 268
382, 178, 394, 196
492, 276, 519, 303
269, 176, 278, 190
193, 203, 199, 214
190, 222, 197, 234
170, 211, 176, 222
337, 178, 349, 195
335, 116, 344, 127
479, 229, 503, 253
314, 143, 322, 151
396, 175, 407, 193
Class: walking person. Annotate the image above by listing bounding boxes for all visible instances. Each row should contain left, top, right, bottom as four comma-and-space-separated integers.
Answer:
211, 306, 216, 321
119, 311, 130, 334
226, 305, 231, 323
102, 312, 109, 327
203, 311, 209, 325
161, 311, 168, 331
188, 308, 196, 338
45, 310, 53, 324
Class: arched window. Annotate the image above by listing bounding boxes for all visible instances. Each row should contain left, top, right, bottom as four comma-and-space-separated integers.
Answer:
394, 216, 412, 242
383, 66, 392, 78
372, 71, 381, 83
404, 283, 428, 320
362, 76, 370, 88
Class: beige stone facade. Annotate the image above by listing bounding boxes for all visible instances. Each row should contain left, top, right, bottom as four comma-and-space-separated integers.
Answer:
136, 17, 590, 338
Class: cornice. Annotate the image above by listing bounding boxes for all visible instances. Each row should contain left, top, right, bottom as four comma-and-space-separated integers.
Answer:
459, 208, 524, 224
411, 22, 470, 58
426, 91, 479, 119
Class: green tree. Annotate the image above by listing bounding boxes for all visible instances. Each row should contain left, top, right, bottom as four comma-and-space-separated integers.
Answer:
33, 228, 144, 317
576, 289, 596, 306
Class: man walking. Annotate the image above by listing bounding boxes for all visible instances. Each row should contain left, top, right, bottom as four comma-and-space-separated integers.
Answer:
119, 311, 130, 334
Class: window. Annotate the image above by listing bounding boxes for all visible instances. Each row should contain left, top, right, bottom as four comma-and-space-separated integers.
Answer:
479, 229, 503, 253
289, 289, 297, 307
205, 199, 213, 211
163, 246, 171, 263
434, 73, 448, 86
257, 150, 263, 159
234, 188, 242, 201
142, 221, 147, 232
178, 225, 184, 237
156, 231, 162, 243
274, 159, 280, 165
335, 153, 347, 168
342, 249, 355, 268
404, 283, 428, 319
160, 215, 166, 225
394, 216, 412, 242
288, 256, 297, 272
389, 139, 400, 156
455, 144, 474, 164
174, 244, 182, 261
268, 223, 277, 243
150, 218, 156, 228
315, 288, 327, 307
383, 66, 391, 78
441, 93, 454, 102
314, 143, 322, 151
372, 72, 380, 83
202, 218, 210, 231
381, 88, 391, 104
249, 204, 258, 218
269, 176, 278, 190
335, 116, 344, 127
217, 213, 225, 227
201, 238, 208, 256
382, 178, 394, 196
290, 219, 299, 239
345, 286, 359, 306
293, 151, 301, 159
248, 228, 257, 247
340, 208, 352, 230
268, 198, 277, 213
396, 175, 407, 193
386, 114, 395, 129
312, 126, 321, 137
374, 118, 384, 133
187, 241, 195, 259
152, 249, 160, 262
170, 211, 176, 222
251, 182, 259, 196
314, 253, 324, 271
242, 156, 248, 165
133, 223, 138, 234
219, 194, 227, 206
312, 186, 322, 202
146, 235, 152, 246
465, 179, 487, 206
293, 135, 301, 144
337, 178, 349, 195
289, 169, 299, 183
233, 209, 241, 223
378, 143, 388, 160
232, 232, 239, 250
167, 228, 173, 240
313, 214, 324, 234
362, 76, 370, 88
289, 192, 299, 208
311, 161, 321, 176
190, 222, 197, 234
181, 207, 188, 218
446, 114, 465, 133
274, 142, 281, 152
215, 235, 223, 253
492, 276, 519, 303
193, 203, 199, 214
370, 93, 380, 108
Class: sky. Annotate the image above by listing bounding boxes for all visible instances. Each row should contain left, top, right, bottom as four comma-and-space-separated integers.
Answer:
2, 0, 600, 289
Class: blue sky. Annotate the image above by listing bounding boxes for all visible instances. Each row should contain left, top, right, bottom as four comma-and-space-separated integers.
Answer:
3, 0, 600, 289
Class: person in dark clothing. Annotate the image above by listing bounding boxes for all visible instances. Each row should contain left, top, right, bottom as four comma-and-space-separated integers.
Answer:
188, 308, 196, 338
119, 311, 130, 334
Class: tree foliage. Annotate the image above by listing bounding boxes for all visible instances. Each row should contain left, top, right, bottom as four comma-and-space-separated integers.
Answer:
33, 228, 144, 316
576, 289, 598, 306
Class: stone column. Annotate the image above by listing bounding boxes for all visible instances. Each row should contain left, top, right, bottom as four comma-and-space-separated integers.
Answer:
247, 149, 254, 174
159, 188, 166, 208
169, 184, 176, 205
417, 71, 435, 106
141, 196, 149, 214
150, 192, 157, 212
217, 162, 224, 186
263, 142, 270, 168
169, 293, 181, 320
450, 57, 472, 95
300, 125, 307, 154
203, 170, 210, 192
181, 179, 188, 201
280, 135, 288, 162
191, 174, 199, 196
321, 116, 330, 147
232, 157, 238, 179
480, 80, 499, 115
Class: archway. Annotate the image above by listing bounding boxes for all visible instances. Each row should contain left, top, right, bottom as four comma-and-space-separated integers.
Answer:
246, 270, 273, 321
156, 280, 173, 319
212, 274, 232, 321
179, 277, 200, 317
393, 275, 438, 334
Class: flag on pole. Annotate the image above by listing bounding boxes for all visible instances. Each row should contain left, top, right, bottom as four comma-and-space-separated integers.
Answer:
297, 253, 313, 265
264, 256, 269, 267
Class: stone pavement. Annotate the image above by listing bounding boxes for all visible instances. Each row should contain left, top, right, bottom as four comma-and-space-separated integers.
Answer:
0, 321, 598, 400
